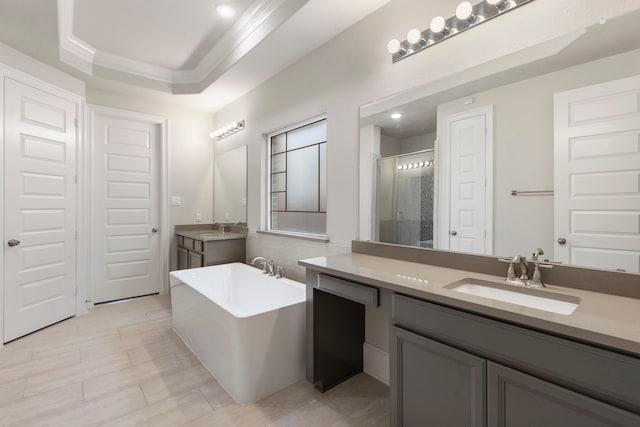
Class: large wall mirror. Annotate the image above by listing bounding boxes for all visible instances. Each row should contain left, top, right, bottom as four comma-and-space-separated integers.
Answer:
214, 145, 247, 223
360, 9, 640, 273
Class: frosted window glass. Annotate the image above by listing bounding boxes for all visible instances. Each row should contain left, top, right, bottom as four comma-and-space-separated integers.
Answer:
271, 153, 286, 173
287, 120, 326, 150
271, 212, 326, 235
271, 173, 286, 192
287, 145, 319, 211
271, 192, 286, 211
319, 143, 326, 212
271, 134, 286, 154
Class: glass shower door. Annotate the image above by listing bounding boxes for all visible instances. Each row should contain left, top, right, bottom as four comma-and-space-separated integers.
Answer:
376, 151, 434, 247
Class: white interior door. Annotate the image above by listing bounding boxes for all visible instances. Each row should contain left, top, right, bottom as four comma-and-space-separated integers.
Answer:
3, 78, 77, 342
554, 75, 640, 272
448, 113, 488, 254
92, 110, 160, 303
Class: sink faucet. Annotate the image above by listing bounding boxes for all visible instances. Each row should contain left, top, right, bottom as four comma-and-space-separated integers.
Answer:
514, 255, 529, 282
250, 257, 274, 276
219, 225, 227, 234
499, 255, 529, 286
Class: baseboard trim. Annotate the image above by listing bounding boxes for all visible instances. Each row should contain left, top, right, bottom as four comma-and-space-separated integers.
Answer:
363, 342, 389, 385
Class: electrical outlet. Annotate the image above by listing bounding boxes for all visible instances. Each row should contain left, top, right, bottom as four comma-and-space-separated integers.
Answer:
225, 212, 230, 220
171, 196, 182, 206
195, 212, 202, 222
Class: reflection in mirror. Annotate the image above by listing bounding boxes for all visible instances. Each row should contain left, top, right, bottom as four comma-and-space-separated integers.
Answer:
360, 10, 640, 273
214, 145, 247, 223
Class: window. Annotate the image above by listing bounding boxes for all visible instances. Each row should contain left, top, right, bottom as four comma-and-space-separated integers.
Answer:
268, 116, 327, 236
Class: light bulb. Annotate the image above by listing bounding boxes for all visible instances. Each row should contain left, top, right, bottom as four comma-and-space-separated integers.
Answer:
387, 39, 402, 54
430, 16, 448, 34
407, 28, 423, 45
216, 3, 236, 19
487, 0, 507, 6
456, 2, 474, 21
391, 112, 403, 120
231, 121, 238, 129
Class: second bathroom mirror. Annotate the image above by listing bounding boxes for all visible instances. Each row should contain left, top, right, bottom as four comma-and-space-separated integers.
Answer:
214, 145, 247, 223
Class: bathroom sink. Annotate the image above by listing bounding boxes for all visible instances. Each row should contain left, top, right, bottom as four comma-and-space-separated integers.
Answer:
445, 279, 580, 315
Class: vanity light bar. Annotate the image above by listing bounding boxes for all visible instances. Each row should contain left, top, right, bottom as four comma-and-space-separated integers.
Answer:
210, 120, 245, 140
397, 160, 434, 170
388, 0, 535, 63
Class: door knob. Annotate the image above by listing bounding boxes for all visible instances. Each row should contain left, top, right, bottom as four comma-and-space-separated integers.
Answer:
450, 230, 457, 236
7, 239, 20, 247
557, 237, 566, 245
152, 227, 158, 233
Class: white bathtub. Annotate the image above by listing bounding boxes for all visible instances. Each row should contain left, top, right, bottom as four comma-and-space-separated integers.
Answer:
169, 262, 306, 404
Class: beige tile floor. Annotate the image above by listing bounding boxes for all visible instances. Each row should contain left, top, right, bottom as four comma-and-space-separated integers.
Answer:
0, 295, 389, 426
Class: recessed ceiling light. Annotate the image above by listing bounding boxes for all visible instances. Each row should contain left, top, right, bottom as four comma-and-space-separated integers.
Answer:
216, 3, 236, 19
391, 112, 403, 120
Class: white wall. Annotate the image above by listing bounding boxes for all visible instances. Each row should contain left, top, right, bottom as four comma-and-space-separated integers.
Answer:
86, 88, 214, 270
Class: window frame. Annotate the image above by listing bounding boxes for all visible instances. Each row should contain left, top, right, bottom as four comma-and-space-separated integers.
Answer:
265, 114, 328, 239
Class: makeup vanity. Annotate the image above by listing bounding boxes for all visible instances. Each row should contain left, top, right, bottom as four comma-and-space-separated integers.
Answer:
301, 242, 640, 426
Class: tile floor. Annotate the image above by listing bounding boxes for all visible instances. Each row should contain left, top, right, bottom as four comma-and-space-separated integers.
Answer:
0, 295, 389, 426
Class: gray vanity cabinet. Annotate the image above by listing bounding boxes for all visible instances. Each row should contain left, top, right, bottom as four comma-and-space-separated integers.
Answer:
176, 233, 245, 270
391, 326, 485, 427
488, 362, 640, 427
391, 293, 640, 427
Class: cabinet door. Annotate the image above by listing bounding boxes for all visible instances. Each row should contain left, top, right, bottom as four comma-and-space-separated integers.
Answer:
188, 251, 203, 268
391, 326, 486, 427
177, 247, 188, 270
488, 362, 640, 427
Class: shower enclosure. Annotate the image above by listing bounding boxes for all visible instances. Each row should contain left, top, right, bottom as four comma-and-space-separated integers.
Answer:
376, 150, 435, 248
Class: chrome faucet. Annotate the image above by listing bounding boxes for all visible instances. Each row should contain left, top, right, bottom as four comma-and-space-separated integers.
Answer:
514, 255, 529, 282
250, 257, 274, 276
499, 255, 529, 286
219, 225, 227, 233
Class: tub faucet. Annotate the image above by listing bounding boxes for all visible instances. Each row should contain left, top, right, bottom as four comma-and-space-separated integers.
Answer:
250, 257, 274, 276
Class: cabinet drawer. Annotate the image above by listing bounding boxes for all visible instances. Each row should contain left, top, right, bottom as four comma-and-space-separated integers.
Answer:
392, 293, 640, 414
183, 237, 194, 250
317, 274, 378, 306
193, 239, 203, 252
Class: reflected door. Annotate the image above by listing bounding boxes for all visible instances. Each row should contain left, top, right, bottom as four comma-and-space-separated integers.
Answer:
448, 113, 487, 254
3, 78, 78, 342
92, 110, 160, 303
554, 75, 640, 272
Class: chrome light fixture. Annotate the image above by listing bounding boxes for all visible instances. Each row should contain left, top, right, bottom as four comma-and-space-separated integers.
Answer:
387, 0, 535, 63
210, 120, 245, 141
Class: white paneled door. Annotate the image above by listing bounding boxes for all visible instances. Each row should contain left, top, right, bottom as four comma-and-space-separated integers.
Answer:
448, 113, 488, 254
92, 109, 160, 303
554, 75, 640, 272
3, 78, 78, 342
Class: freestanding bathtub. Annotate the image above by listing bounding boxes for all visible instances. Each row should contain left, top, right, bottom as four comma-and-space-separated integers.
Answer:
169, 262, 306, 404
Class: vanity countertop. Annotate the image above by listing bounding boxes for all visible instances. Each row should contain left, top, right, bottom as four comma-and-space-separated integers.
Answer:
299, 253, 640, 357
176, 229, 246, 241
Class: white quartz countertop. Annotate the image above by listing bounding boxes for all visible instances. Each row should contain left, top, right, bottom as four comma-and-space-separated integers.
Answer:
299, 253, 640, 357
176, 229, 246, 241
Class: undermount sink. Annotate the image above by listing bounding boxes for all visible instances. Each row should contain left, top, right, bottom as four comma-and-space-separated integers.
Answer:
445, 279, 580, 315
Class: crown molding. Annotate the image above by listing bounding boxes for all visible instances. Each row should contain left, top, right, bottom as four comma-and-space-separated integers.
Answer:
56, 0, 307, 93
57, 0, 95, 75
